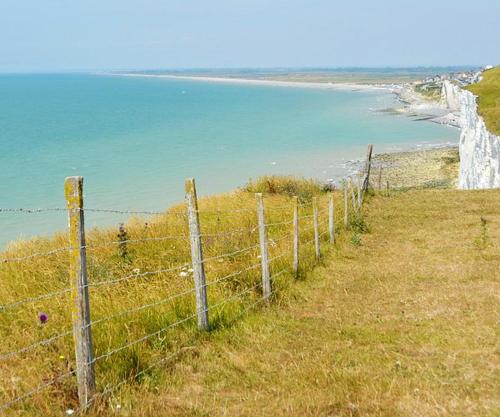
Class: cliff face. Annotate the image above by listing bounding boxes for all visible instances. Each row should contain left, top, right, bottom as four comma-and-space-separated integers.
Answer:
442, 80, 500, 189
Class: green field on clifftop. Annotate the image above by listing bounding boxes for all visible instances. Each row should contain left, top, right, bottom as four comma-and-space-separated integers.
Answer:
466, 66, 500, 135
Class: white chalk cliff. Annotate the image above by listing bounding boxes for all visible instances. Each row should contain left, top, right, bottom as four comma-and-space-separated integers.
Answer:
441, 80, 500, 189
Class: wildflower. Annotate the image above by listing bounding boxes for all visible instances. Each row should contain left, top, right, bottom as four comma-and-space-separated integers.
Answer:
66, 410, 75, 415
132, 268, 141, 275
218, 258, 224, 263
59, 355, 65, 360
257, 255, 261, 259
188, 268, 194, 273
116, 404, 122, 410
38, 312, 48, 324
179, 271, 189, 278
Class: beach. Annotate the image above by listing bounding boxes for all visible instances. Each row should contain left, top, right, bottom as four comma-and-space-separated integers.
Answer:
113, 72, 392, 92
371, 146, 460, 189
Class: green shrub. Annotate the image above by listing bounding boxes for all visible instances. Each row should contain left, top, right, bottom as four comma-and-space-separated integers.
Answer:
243, 176, 324, 203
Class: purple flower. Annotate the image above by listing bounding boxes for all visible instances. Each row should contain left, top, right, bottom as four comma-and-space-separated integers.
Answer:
38, 312, 48, 324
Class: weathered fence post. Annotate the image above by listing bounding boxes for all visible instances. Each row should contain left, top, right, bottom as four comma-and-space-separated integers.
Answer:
256, 193, 271, 300
349, 177, 357, 212
185, 178, 209, 330
328, 193, 335, 244
343, 180, 349, 228
64, 176, 95, 410
292, 196, 299, 278
313, 197, 321, 260
378, 167, 383, 191
362, 144, 373, 194
357, 175, 362, 207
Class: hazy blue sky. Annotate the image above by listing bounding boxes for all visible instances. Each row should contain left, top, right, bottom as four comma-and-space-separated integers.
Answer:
0, 0, 498, 72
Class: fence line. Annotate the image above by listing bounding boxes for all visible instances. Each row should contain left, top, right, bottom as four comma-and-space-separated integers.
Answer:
0, 144, 376, 412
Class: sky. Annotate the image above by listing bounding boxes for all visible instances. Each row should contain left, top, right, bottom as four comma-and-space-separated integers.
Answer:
0, 0, 499, 72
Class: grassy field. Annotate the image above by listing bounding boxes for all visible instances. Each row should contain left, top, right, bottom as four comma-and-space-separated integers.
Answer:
2, 165, 498, 416
86, 187, 500, 417
466, 66, 500, 135
0, 176, 335, 415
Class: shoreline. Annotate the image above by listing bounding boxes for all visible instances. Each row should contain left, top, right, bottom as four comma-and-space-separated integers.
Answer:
369, 146, 459, 189
110, 72, 393, 92
110, 72, 461, 130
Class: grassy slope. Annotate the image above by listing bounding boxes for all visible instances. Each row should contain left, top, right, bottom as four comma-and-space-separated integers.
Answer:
466, 66, 500, 135
94, 188, 500, 417
0, 177, 332, 415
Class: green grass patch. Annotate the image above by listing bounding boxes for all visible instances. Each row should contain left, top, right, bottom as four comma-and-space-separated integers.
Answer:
465, 66, 500, 135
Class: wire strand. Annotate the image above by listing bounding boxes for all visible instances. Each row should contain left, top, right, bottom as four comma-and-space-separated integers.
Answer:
265, 219, 293, 227
88, 287, 196, 329
202, 244, 260, 263
91, 283, 260, 365
1, 247, 70, 263
0, 287, 72, 312
88, 264, 189, 288
0, 330, 73, 361
0, 370, 76, 412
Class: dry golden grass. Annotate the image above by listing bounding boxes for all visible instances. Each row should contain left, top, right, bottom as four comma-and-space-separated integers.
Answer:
84, 187, 500, 417
0, 177, 335, 415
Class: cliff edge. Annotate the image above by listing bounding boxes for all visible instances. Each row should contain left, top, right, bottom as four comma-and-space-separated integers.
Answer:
441, 69, 500, 189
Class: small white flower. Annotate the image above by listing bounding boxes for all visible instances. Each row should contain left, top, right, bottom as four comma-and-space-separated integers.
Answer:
188, 268, 194, 273
179, 271, 189, 278
132, 268, 141, 275
257, 255, 262, 259
66, 410, 75, 416
116, 404, 122, 410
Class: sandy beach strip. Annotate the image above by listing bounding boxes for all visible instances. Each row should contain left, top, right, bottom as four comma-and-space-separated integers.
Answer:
110, 73, 393, 92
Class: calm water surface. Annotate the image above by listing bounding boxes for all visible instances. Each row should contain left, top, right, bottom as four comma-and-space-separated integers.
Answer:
0, 73, 458, 246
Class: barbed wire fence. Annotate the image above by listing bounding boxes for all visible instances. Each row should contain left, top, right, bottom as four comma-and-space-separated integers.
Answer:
0, 145, 379, 414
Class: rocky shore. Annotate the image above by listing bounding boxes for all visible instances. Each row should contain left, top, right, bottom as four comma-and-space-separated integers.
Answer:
370, 147, 460, 189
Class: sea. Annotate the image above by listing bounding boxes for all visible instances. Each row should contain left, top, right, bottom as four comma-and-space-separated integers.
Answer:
0, 71, 461, 246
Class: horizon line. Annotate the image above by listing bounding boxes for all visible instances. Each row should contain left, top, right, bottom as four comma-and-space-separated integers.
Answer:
0, 64, 491, 76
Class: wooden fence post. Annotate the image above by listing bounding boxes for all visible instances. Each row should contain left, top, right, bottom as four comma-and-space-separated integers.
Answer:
349, 177, 357, 212
64, 176, 95, 410
256, 193, 271, 300
343, 180, 349, 228
328, 193, 335, 244
185, 178, 209, 330
362, 144, 373, 194
292, 196, 299, 278
378, 167, 383, 191
357, 175, 362, 207
313, 197, 321, 260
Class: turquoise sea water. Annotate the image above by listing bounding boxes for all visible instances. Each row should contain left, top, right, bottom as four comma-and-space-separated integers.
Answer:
0, 73, 458, 246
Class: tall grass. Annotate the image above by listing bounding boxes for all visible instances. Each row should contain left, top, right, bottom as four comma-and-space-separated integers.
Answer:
0, 176, 345, 415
